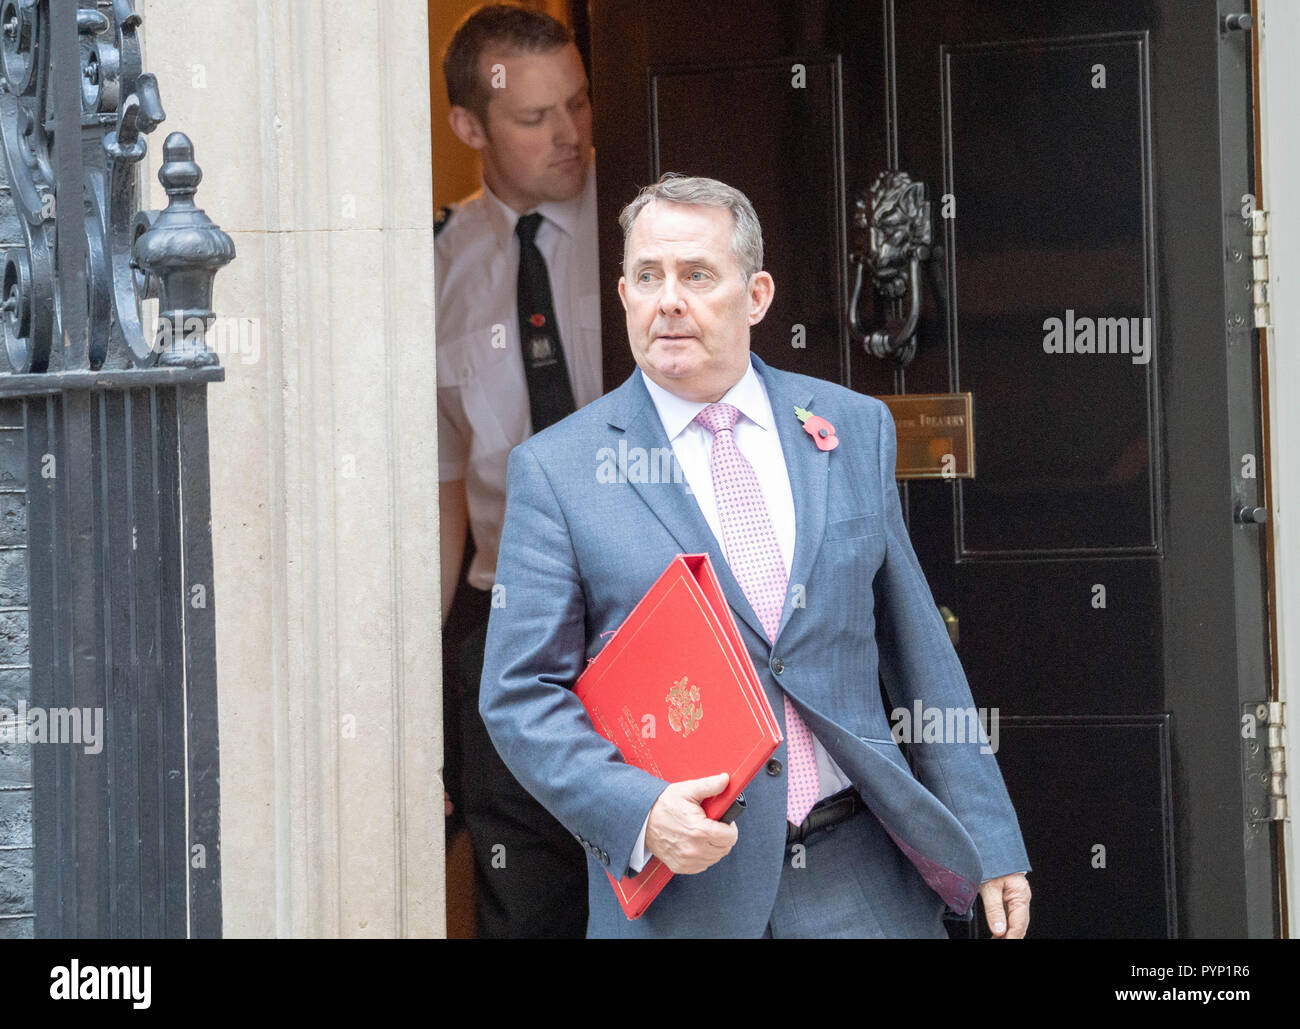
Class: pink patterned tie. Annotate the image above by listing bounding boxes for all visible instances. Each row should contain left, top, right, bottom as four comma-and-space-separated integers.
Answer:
694, 402, 821, 825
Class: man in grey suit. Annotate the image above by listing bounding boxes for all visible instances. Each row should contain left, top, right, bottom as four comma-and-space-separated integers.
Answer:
479, 173, 1031, 938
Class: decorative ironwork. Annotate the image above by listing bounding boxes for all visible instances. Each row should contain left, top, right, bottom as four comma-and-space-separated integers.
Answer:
0, 1, 231, 938
135, 134, 236, 366
0, 0, 233, 374
848, 170, 932, 366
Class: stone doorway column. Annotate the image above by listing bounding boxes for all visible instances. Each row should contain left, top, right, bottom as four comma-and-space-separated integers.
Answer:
140, 0, 445, 937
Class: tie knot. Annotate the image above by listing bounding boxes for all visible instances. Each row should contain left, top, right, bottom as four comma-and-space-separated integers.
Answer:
515, 212, 543, 245
694, 402, 741, 436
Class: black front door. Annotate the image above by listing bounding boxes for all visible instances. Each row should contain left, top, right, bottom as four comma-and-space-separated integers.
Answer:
591, 0, 1277, 938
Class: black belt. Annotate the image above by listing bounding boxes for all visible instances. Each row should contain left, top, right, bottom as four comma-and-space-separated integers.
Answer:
786, 787, 863, 845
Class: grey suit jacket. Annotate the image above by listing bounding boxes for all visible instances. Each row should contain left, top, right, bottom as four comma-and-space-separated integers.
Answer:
480, 351, 1029, 938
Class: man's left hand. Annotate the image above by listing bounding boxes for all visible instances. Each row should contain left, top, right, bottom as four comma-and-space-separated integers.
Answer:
979, 873, 1030, 938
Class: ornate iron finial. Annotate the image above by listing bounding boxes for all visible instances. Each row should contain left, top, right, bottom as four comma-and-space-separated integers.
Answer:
133, 132, 235, 367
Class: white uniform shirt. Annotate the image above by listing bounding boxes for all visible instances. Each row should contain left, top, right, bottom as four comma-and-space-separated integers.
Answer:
628, 361, 853, 872
436, 156, 603, 590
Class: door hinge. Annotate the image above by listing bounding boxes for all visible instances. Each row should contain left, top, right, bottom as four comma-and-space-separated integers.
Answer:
1244, 700, 1287, 826
1251, 209, 1271, 329
1266, 700, 1287, 821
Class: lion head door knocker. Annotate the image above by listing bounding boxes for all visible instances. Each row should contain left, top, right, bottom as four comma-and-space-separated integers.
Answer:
848, 170, 933, 366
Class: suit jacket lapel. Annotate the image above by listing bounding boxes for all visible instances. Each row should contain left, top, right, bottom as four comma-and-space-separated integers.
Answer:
605, 370, 770, 645
751, 354, 829, 646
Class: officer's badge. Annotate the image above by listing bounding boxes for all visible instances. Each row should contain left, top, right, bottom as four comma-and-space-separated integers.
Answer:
666, 676, 703, 737
529, 336, 555, 364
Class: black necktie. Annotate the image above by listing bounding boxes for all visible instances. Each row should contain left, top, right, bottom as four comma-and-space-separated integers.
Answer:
516, 213, 578, 432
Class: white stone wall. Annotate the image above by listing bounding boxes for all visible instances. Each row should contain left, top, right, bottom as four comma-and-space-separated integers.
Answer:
139, 0, 445, 937
1257, 0, 1300, 940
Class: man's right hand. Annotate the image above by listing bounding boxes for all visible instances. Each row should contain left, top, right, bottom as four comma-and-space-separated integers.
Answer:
644, 772, 738, 874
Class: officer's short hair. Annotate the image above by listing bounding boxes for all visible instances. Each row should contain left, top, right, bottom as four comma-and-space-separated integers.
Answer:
619, 174, 765, 282
443, 4, 573, 126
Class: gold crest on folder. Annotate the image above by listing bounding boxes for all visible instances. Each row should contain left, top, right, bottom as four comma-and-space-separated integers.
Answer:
666, 677, 703, 737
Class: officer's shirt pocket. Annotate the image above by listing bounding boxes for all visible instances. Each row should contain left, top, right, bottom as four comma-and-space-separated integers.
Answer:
440, 329, 529, 455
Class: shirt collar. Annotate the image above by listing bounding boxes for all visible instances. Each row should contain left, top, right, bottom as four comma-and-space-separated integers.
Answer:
639, 357, 774, 442
479, 150, 595, 251
479, 182, 518, 254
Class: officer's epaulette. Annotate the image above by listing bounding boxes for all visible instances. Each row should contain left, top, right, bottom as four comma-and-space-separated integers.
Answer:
434, 204, 456, 238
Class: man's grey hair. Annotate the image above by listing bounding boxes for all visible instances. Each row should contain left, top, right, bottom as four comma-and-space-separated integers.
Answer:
618, 173, 764, 281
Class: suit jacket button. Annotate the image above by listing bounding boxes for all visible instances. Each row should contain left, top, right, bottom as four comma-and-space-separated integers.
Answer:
772, 658, 785, 674
766, 759, 783, 776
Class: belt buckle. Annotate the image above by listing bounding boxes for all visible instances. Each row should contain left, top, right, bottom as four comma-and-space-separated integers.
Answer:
788, 789, 858, 846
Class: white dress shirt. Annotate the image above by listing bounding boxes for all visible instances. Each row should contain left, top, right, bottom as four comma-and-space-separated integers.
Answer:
435, 155, 602, 590
628, 361, 853, 872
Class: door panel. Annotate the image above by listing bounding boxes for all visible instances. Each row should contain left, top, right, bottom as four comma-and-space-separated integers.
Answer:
994, 715, 1177, 939
651, 56, 847, 386
943, 36, 1159, 556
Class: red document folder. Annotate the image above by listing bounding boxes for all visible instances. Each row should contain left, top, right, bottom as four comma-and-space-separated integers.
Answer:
573, 553, 782, 919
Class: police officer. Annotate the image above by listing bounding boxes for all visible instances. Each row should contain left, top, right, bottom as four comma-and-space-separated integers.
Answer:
436, 3, 599, 938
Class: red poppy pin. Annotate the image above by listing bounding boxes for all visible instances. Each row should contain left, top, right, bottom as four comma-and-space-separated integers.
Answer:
794, 405, 839, 451
529, 313, 546, 328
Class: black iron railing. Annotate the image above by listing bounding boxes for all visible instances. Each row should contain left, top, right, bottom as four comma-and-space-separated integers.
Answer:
0, 0, 232, 938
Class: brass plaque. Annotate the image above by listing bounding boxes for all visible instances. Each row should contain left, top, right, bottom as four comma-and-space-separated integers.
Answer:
876, 393, 974, 480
